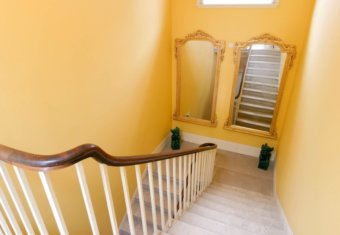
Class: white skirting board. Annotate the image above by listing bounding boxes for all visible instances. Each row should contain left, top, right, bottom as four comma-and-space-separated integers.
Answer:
152, 133, 170, 153
273, 167, 293, 235
276, 197, 294, 235
181, 132, 276, 160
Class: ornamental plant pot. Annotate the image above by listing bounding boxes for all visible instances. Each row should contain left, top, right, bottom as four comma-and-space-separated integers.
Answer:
170, 127, 181, 150
258, 143, 274, 170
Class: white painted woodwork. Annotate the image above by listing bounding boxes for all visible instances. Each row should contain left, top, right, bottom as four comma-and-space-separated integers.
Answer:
39, 172, 69, 235
99, 164, 119, 235
147, 163, 157, 233
172, 158, 177, 218
186, 155, 192, 207
0, 208, 11, 235
165, 159, 172, 225
190, 155, 196, 204
0, 188, 17, 235
157, 161, 165, 230
0, 163, 34, 235
75, 163, 99, 235
178, 157, 182, 215
183, 155, 187, 210
134, 165, 148, 235
120, 167, 136, 235
13, 167, 48, 235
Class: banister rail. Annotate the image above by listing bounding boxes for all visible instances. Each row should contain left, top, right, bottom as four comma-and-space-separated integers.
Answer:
0, 142, 217, 235
0, 143, 217, 171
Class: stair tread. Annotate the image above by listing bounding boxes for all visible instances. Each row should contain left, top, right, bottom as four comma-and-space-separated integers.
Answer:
180, 211, 254, 235
242, 88, 278, 95
238, 110, 273, 119
200, 192, 280, 219
205, 187, 277, 209
236, 118, 271, 128
189, 203, 285, 233
240, 102, 275, 111
247, 67, 280, 72
210, 182, 274, 200
244, 81, 279, 88
168, 219, 218, 235
249, 54, 281, 58
246, 73, 279, 80
248, 61, 280, 65
241, 95, 276, 103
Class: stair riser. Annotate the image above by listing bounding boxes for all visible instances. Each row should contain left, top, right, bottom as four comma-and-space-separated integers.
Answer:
237, 113, 272, 124
241, 97, 276, 108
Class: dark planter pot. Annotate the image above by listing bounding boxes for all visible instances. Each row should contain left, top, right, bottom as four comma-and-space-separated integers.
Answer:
258, 159, 270, 170
171, 127, 181, 150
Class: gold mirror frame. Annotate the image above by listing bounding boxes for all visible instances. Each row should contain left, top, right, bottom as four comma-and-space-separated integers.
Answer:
225, 34, 296, 138
174, 30, 226, 127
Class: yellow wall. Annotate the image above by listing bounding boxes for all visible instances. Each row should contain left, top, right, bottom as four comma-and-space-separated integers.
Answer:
172, 0, 315, 148
276, 0, 340, 234
0, 0, 171, 233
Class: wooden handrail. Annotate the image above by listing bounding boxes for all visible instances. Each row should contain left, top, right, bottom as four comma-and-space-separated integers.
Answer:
0, 143, 217, 171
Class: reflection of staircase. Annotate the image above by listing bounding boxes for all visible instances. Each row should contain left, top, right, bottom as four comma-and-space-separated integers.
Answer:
235, 48, 281, 132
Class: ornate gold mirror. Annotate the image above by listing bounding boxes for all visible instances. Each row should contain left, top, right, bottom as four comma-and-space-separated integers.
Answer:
174, 30, 225, 126
225, 34, 296, 138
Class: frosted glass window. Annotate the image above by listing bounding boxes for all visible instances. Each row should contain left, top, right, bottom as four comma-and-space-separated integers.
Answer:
199, 0, 278, 6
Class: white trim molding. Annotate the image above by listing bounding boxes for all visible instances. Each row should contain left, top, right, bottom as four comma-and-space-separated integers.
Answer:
182, 132, 276, 160
152, 134, 171, 154
275, 196, 294, 235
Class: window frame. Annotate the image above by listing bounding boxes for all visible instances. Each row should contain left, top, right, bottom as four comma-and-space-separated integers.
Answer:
197, 0, 279, 8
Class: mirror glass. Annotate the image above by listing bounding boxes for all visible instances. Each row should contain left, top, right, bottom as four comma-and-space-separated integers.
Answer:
226, 34, 295, 137
174, 31, 225, 126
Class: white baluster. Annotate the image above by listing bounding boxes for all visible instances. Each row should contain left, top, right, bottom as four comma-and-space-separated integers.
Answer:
120, 167, 136, 235
99, 164, 119, 235
202, 151, 208, 190
178, 157, 182, 216
183, 155, 187, 210
172, 158, 177, 218
190, 154, 196, 204
165, 159, 172, 226
194, 153, 199, 201
197, 153, 202, 195
13, 167, 48, 235
0, 208, 11, 235
0, 163, 34, 235
135, 165, 147, 235
0, 187, 20, 235
210, 150, 215, 183
147, 163, 157, 233
39, 172, 69, 235
186, 155, 192, 207
75, 163, 99, 235
207, 151, 213, 184
157, 161, 165, 230
200, 152, 205, 193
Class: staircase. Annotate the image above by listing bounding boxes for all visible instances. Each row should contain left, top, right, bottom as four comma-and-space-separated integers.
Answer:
120, 145, 286, 235
234, 46, 282, 132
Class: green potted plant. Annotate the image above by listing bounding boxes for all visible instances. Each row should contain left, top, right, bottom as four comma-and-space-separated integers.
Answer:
170, 127, 181, 150
258, 143, 274, 170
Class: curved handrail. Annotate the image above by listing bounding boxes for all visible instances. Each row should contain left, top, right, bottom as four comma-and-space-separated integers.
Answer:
0, 143, 217, 171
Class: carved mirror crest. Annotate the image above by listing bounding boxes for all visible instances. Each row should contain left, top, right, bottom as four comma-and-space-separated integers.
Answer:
174, 30, 225, 127
225, 34, 296, 138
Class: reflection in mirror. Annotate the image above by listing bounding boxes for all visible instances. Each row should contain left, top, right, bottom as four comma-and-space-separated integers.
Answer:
226, 34, 296, 137
174, 31, 225, 126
